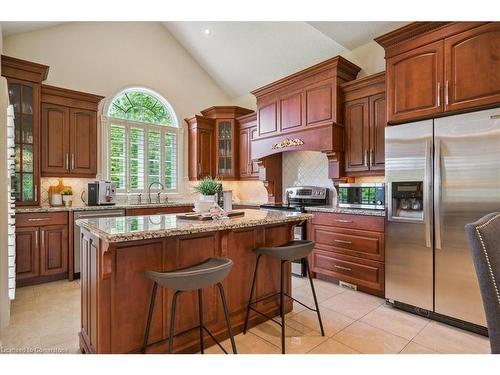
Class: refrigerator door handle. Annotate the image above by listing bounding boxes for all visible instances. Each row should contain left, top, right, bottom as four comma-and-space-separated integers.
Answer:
424, 139, 432, 248
434, 139, 442, 249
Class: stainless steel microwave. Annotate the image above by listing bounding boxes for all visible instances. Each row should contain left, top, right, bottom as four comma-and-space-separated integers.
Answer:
338, 183, 385, 210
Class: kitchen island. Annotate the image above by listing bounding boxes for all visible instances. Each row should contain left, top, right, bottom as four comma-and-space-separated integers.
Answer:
76, 209, 312, 354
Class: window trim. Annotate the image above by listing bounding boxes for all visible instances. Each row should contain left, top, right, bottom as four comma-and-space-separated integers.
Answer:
101, 87, 183, 195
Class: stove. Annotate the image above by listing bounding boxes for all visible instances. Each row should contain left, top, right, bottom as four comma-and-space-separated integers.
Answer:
260, 186, 330, 278
260, 186, 329, 212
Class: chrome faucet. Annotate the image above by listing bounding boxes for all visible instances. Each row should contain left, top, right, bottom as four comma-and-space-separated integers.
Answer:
148, 181, 165, 204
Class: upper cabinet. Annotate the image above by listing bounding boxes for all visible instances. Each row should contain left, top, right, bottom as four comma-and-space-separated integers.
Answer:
2, 55, 49, 206
186, 115, 215, 181
341, 72, 386, 176
237, 112, 259, 180
40, 85, 103, 178
376, 22, 500, 124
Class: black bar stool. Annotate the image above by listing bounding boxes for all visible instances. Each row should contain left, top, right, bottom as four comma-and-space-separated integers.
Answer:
142, 257, 237, 354
242, 240, 324, 354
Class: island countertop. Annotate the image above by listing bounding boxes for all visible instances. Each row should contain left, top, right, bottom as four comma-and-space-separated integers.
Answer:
76, 209, 312, 243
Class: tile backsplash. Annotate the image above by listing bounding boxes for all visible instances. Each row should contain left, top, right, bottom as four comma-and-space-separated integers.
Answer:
282, 151, 336, 203
41, 177, 95, 206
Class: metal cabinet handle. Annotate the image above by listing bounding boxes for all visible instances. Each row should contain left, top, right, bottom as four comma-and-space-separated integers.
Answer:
334, 239, 352, 245
437, 82, 441, 107
34, 184, 37, 200
335, 219, 353, 223
28, 218, 50, 222
35, 231, 39, 250
334, 265, 352, 272
371, 149, 375, 166
65, 153, 69, 170
445, 80, 449, 106
71, 154, 75, 170
491, 114, 500, 119
364, 150, 368, 167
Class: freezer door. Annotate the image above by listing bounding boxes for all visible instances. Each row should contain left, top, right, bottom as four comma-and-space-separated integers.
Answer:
385, 120, 434, 310
434, 109, 500, 326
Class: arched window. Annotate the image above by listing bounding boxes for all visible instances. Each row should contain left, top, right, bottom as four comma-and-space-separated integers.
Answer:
103, 88, 180, 193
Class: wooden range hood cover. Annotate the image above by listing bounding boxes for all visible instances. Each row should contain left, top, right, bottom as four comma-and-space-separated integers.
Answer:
250, 56, 360, 180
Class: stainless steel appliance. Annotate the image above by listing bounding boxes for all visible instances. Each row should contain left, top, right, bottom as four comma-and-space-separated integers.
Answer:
73, 209, 125, 276
338, 183, 385, 210
87, 181, 117, 206
260, 186, 330, 277
385, 108, 500, 333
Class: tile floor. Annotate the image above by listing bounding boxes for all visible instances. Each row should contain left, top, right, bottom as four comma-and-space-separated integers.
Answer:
0, 277, 491, 354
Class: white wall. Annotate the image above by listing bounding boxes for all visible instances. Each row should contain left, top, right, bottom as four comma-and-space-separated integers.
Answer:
3, 22, 231, 194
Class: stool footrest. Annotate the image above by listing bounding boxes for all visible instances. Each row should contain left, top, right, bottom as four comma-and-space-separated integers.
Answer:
248, 306, 283, 327
247, 291, 320, 313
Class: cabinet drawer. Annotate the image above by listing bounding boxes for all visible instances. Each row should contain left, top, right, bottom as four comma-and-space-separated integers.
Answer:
311, 212, 384, 232
16, 212, 68, 228
312, 225, 384, 261
312, 250, 384, 293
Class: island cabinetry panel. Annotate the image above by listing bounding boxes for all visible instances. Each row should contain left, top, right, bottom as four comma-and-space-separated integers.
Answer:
79, 221, 296, 354
308, 212, 385, 297
41, 85, 103, 178
15, 211, 69, 286
376, 22, 500, 123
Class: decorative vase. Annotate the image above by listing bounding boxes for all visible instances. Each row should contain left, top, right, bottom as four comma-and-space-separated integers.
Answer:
195, 194, 216, 212
62, 195, 73, 207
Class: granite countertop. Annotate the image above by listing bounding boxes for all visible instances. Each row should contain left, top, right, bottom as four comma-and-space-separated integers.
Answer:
305, 205, 386, 217
76, 209, 312, 243
14, 201, 196, 213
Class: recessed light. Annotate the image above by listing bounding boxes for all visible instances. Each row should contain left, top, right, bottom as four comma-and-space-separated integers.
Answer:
203, 28, 212, 37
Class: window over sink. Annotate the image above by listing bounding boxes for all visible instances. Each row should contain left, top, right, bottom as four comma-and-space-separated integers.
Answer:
102, 87, 181, 194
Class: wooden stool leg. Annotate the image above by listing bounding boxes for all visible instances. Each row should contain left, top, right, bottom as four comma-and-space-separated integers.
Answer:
142, 282, 158, 354
198, 289, 204, 354
243, 254, 261, 334
217, 283, 237, 354
168, 291, 181, 354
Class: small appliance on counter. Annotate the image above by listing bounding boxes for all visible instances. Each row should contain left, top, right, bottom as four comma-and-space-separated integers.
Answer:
338, 183, 385, 210
87, 181, 116, 206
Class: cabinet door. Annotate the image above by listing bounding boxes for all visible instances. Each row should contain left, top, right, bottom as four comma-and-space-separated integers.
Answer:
198, 127, 214, 179
15, 227, 40, 281
40, 224, 68, 276
216, 119, 237, 178
369, 93, 386, 171
250, 127, 260, 177
41, 104, 70, 176
344, 97, 370, 173
444, 23, 500, 112
70, 108, 97, 176
239, 128, 250, 177
387, 40, 444, 123
8, 80, 41, 205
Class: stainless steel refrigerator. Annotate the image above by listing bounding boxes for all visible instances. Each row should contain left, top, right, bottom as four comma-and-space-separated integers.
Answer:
385, 108, 500, 330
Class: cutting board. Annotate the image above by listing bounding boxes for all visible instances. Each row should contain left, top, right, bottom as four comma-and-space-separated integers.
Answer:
176, 210, 245, 221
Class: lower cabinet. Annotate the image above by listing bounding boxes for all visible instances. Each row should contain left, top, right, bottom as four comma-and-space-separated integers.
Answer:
15, 212, 69, 286
308, 211, 385, 297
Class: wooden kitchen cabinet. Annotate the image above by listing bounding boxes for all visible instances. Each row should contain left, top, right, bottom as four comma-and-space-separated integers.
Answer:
15, 211, 69, 286
2, 55, 49, 206
41, 85, 103, 178
341, 72, 386, 176
186, 115, 215, 180
308, 211, 385, 297
376, 22, 500, 124
237, 112, 259, 179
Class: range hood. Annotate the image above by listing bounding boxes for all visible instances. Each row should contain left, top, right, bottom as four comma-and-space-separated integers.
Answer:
250, 56, 361, 180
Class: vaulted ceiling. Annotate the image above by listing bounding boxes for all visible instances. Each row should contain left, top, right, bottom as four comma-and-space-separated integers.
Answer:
2, 21, 408, 98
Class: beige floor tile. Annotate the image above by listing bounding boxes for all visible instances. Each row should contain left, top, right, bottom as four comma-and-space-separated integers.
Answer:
0, 325, 42, 352
33, 280, 80, 297
13, 286, 36, 301
291, 276, 309, 290
412, 321, 490, 354
399, 342, 438, 354
333, 321, 409, 354
361, 305, 430, 340
292, 281, 344, 303
321, 290, 383, 320
204, 332, 280, 354
308, 338, 360, 354
290, 306, 354, 337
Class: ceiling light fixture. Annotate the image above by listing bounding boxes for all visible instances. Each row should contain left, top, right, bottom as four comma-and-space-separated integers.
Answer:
203, 28, 213, 37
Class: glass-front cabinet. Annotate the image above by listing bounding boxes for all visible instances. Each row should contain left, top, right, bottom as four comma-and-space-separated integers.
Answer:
216, 119, 234, 177
8, 80, 40, 205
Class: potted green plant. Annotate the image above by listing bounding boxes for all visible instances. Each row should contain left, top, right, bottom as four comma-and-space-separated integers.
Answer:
61, 188, 74, 207
193, 177, 220, 212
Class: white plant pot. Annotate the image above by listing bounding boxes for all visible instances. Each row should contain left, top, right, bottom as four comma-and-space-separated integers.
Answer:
200, 194, 216, 202
62, 195, 73, 207
195, 194, 216, 213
